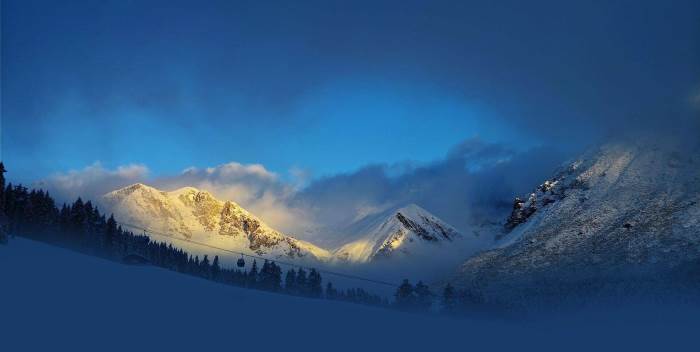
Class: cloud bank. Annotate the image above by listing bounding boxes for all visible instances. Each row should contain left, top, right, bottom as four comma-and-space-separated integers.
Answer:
152, 162, 315, 236
291, 138, 569, 238
35, 138, 570, 244
35, 161, 314, 235
36, 163, 149, 205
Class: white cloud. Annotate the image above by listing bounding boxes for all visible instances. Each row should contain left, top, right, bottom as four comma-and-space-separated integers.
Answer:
35, 162, 149, 205
36, 160, 315, 235
152, 162, 315, 235
34, 139, 566, 242
155, 162, 285, 206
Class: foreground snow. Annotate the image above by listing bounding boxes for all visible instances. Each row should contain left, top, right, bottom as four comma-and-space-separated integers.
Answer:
1, 238, 699, 352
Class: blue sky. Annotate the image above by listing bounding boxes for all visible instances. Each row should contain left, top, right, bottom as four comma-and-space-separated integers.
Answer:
2, 0, 699, 183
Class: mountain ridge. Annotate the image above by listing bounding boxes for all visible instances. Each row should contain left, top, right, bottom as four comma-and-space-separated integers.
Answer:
101, 184, 466, 265
333, 203, 463, 263
102, 183, 332, 261
449, 141, 700, 298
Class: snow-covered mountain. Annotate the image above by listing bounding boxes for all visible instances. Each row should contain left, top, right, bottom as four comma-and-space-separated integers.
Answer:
333, 204, 462, 263
101, 184, 470, 268
450, 142, 700, 293
101, 183, 331, 261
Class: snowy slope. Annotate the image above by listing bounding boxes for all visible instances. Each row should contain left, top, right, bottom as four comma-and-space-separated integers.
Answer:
0, 237, 465, 351
2, 237, 699, 352
333, 204, 463, 263
451, 141, 700, 291
101, 183, 331, 262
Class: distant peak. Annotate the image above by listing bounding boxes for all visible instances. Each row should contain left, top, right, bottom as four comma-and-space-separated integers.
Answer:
165, 186, 221, 204
170, 186, 201, 194
119, 182, 154, 192
103, 183, 161, 198
393, 203, 429, 217
396, 203, 424, 212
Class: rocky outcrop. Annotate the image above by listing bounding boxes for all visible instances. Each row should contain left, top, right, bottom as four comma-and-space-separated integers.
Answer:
452, 142, 700, 303
503, 159, 594, 231
102, 184, 331, 260
334, 204, 462, 263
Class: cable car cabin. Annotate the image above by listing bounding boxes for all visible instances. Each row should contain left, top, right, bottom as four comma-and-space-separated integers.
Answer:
237, 257, 245, 268
122, 253, 151, 265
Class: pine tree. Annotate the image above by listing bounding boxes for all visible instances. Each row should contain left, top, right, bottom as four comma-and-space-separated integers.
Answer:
105, 214, 117, 252
0, 162, 6, 211
247, 259, 259, 287
394, 279, 415, 310
193, 255, 200, 275
0, 173, 396, 309
58, 204, 70, 233
84, 201, 95, 233
442, 283, 457, 314
284, 269, 297, 294
308, 269, 323, 298
0, 162, 7, 244
69, 198, 86, 244
268, 262, 282, 292
211, 255, 221, 281
458, 288, 484, 310
200, 255, 211, 278
0, 215, 6, 244
3, 184, 15, 235
414, 281, 433, 311
295, 268, 308, 296
325, 282, 338, 300
259, 260, 271, 289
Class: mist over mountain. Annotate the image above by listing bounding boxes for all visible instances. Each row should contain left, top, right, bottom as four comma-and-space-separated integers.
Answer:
448, 139, 700, 307
37, 138, 571, 246
4, 1, 700, 350
332, 204, 462, 262
99, 182, 478, 276
101, 183, 331, 263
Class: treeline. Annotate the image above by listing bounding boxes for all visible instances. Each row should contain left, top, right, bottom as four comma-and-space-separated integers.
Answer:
392, 279, 492, 315
0, 162, 386, 308
1, 162, 490, 314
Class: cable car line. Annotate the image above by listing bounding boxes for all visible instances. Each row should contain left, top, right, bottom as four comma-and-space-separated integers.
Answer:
117, 221, 400, 288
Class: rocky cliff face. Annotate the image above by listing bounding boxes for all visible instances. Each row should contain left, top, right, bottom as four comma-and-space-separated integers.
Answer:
452, 142, 700, 298
101, 184, 471, 268
102, 184, 331, 261
503, 161, 589, 232
333, 204, 462, 263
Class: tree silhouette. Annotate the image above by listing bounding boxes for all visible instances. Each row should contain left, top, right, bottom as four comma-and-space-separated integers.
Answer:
442, 284, 457, 314
325, 282, 338, 300
0, 162, 6, 210
0, 163, 8, 244
284, 269, 297, 294
295, 268, 308, 296
0, 161, 398, 311
394, 279, 415, 310
212, 255, 221, 281
247, 259, 259, 287
308, 269, 323, 298
414, 281, 433, 311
